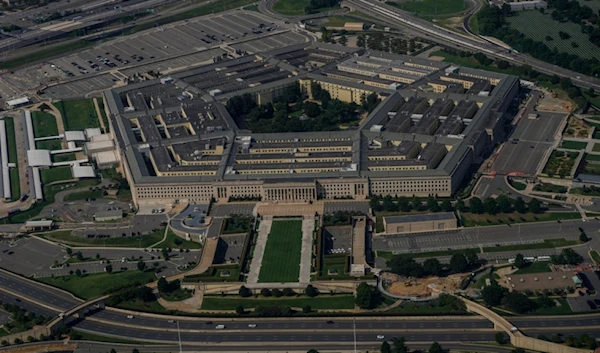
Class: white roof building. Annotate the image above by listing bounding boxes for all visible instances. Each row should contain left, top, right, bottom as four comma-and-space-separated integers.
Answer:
85, 128, 102, 138
86, 140, 114, 153
72, 164, 96, 179
92, 151, 119, 166
6, 97, 30, 108
26, 149, 52, 167
64, 131, 86, 142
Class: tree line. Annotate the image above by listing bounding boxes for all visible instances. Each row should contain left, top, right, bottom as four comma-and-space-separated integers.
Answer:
387, 249, 480, 278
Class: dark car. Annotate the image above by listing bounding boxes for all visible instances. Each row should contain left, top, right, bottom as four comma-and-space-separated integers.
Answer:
205, 321, 213, 325
326, 320, 334, 324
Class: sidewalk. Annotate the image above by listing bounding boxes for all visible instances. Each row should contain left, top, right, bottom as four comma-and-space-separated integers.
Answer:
246, 219, 272, 284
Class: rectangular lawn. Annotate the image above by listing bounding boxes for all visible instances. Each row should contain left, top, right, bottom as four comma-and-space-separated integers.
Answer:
258, 220, 302, 283
201, 295, 355, 310
54, 99, 100, 130
31, 111, 59, 137
40, 166, 73, 184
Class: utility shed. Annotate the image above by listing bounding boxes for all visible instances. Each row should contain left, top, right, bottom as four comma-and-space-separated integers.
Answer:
383, 212, 457, 234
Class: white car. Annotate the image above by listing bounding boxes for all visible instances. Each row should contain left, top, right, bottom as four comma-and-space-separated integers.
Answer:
248, 324, 257, 328
377, 335, 385, 340
127, 315, 134, 319
168, 320, 175, 323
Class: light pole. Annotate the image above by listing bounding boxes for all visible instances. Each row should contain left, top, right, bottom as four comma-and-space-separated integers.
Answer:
353, 317, 357, 353
177, 320, 183, 353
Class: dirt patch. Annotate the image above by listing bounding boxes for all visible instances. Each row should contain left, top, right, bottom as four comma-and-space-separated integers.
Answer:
382, 272, 466, 297
537, 89, 573, 112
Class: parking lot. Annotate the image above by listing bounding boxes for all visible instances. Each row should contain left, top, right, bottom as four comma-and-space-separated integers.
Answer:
567, 271, 600, 312
493, 111, 567, 176
213, 234, 246, 265
323, 226, 352, 255
0, 237, 64, 276
3, 10, 309, 100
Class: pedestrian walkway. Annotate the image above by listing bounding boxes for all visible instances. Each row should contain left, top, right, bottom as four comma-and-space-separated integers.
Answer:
299, 217, 314, 284
246, 219, 272, 284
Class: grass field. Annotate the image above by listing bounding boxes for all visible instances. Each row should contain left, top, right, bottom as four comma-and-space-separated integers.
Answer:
201, 295, 355, 310
258, 220, 303, 283
533, 298, 572, 315
40, 166, 73, 184
507, 11, 600, 60
388, 0, 468, 17
590, 250, 600, 264
153, 229, 202, 249
593, 143, 600, 152
560, 140, 588, 150
53, 153, 76, 163
38, 228, 165, 248
37, 270, 156, 300
585, 153, 600, 161
460, 211, 581, 227
36, 139, 62, 151
31, 111, 59, 137
63, 189, 105, 202
54, 99, 100, 130
513, 261, 552, 274
4, 117, 20, 201
272, 0, 309, 15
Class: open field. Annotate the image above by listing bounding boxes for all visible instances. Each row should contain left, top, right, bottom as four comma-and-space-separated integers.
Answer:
38, 229, 165, 248
63, 189, 105, 202
36, 139, 62, 150
387, 0, 468, 17
560, 140, 587, 150
54, 99, 100, 130
513, 261, 552, 274
593, 143, 600, 152
587, 154, 600, 161
40, 166, 72, 184
506, 11, 600, 60
37, 270, 156, 300
152, 229, 202, 249
258, 220, 303, 283
31, 111, 59, 137
201, 295, 355, 310
460, 211, 581, 227
272, 0, 309, 15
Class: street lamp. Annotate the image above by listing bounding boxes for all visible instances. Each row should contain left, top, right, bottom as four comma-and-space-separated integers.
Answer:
176, 321, 183, 353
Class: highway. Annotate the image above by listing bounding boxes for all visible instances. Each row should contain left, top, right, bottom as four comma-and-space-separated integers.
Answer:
345, 0, 600, 90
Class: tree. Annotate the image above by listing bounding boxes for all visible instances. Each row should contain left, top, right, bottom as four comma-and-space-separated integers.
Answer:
161, 248, 169, 260
392, 336, 408, 353
95, 253, 100, 260
357, 34, 366, 48
388, 256, 425, 277
514, 253, 527, 269
157, 277, 169, 292
75, 269, 82, 277
355, 282, 377, 309
380, 341, 392, 353
339, 34, 348, 46
481, 285, 508, 306
66, 247, 73, 256
496, 195, 512, 213
496, 60, 509, 69
469, 197, 484, 214
428, 342, 443, 353
579, 231, 589, 242
307, 350, 319, 353
239, 285, 252, 297
261, 288, 272, 297
110, 349, 117, 353
76, 252, 84, 261
137, 261, 146, 271
423, 258, 442, 276
464, 249, 478, 268
551, 248, 583, 265
411, 196, 422, 211
528, 198, 542, 213
495, 331, 506, 344
302, 305, 312, 314
133, 349, 140, 353
303, 101, 321, 118
236, 305, 245, 315
282, 288, 296, 296
506, 291, 537, 313
105, 264, 113, 274
449, 253, 468, 273
514, 197, 527, 213
484, 197, 498, 215
427, 196, 440, 212
455, 198, 466, 212
305, 284, 319, 297
441, 199, 453, 212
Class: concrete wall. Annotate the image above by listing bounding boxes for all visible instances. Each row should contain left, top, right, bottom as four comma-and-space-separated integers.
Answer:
0, 327, 50, 344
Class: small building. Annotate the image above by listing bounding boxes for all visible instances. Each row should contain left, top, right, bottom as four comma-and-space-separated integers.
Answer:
383, 212, 457, 234
6, 97, 30, 108
64, 131, 86, 142
94, 209, 123, 222
344, 22, 365, 31
506, 271, 581, 291
92, 151, 119, 168
26, 149, 52, 167
85, 128, 102, 138
72, 164, 96, 179
24, 220, 54, 232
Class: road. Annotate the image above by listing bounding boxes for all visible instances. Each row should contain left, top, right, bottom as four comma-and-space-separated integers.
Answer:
345, 0, 600, 90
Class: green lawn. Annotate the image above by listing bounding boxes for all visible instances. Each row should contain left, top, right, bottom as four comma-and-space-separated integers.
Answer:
272, 0, 309, 15
63, 189, 105, 202
513, 261, 552, 274
0, 327, 9, 337
54, 99, 100, 130
71, 330, 150, 345
460, 211, 581, 227
258, 220, 303, 283
585, 153, 600, 161
201, 295, 355, 310
40, 166, 73, 184
52, 153, 76, 163
31, 111, 59, 138
38, 228, 165, 248
160, 287, 194, 302
37, 270, 157, 300
593, 143, 600, 152
510, 181, 527, 191
153, 229, 202, 249
590, 250, 600, 264
36, 139, 63, 150
388, 0, 468, 17
3, 117, 20, 201
533, 298, 572, 315
560, 140, 588, 150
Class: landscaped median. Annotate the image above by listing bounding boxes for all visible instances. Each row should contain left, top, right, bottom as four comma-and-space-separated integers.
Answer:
200, 294, 356, 311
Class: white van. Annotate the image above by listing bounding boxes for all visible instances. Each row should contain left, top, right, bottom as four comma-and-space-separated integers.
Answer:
215, 325, 225, 329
